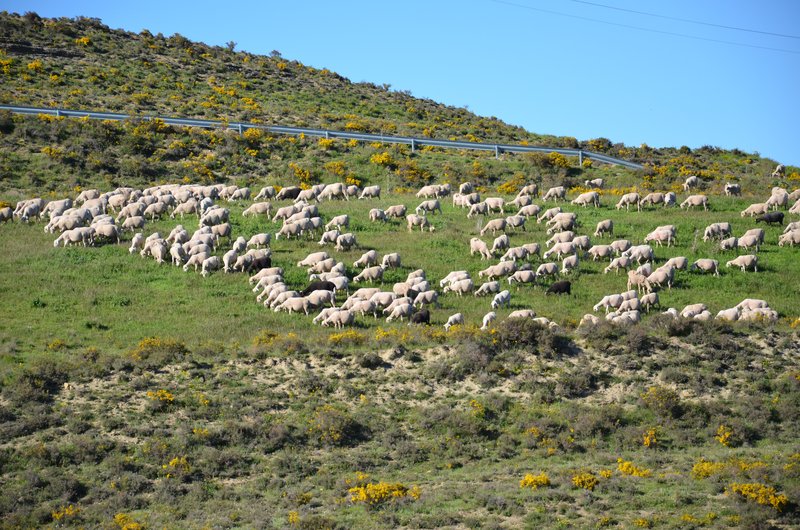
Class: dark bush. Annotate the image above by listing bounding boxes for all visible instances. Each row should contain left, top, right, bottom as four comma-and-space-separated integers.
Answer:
4, 360, 70, 404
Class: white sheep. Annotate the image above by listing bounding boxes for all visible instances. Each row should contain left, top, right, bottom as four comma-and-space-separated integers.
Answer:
443, 313, 464, 331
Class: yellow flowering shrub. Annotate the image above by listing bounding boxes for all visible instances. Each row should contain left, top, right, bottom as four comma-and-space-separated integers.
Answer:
288, 511, 300, 525
692, 459, 727, 479
162, 456, 190, 479
348, 481, 421, 506
497, 173, 527, 194
146, 389, 174, 403
617, 459, 652, 478
52, 504, 80, 521
318, 138, 335, 149
715, 425, 734, 447
27, 59, 43, 71
728, 483, 788, 512
113, 513, 143, 530
519, 472, 550, 490
548, 152, 571, 168
572, 472, 599, 491
370, 151, 396, 168
328, 330, 366, 346
642, 428, 658, 448
324, 160, 347, 176
75, 36, 91, 46
632, 517, 652, 528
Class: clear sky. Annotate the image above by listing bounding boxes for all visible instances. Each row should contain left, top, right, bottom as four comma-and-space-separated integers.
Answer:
5, 1, 800, 166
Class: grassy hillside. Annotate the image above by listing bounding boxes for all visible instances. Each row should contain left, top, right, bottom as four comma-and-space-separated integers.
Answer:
1, 10, 798, 200
1, 11, 799, 530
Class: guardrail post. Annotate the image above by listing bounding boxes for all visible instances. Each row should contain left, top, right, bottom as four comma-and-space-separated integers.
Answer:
578, 150, 583, 166
411, 139, 415, 153
238, 123, 243, 134
325, 131, 329, 139
495, 145, 500, 159
55, 109, 60, 117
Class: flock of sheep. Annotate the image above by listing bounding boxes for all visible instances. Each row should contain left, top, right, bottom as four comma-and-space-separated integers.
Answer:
3, 169, 799, 331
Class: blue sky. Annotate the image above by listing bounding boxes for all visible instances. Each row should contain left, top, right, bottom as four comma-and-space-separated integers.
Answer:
5, 1, 800, 166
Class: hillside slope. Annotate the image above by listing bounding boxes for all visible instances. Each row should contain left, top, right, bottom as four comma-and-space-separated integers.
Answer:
0, 11, 796, 197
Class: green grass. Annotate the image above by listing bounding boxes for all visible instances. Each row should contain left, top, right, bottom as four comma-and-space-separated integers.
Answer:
1, 191, 797, 361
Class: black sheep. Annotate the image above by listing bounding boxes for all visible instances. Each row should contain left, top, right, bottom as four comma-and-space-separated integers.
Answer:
546, 280, 571, 295
410, 308, 430, 325
301, 280, 336, 296
755, 212, 784, 225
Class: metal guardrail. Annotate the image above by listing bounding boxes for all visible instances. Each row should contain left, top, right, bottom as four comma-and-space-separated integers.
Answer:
0, 104, 644, 169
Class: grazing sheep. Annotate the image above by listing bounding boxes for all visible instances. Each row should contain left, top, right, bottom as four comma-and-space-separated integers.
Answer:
275, 296, 311, 316
644, 229, 674, 247
479, 260, 516, 281
325, 214, 350, 230
588, 245, 614, 261
640, 292, 659, 312
594, 219, 613, 237
622, 244, 654, 264
500, 246, 529, 262
480, 218, 507, 236
298, 251, 330, 268
663, 256, 688, 270
778, 230, 800, 247
490, 234, 510, 255
604, 256, 632, 274
505, 215, 527, 231
517, 204, 541, 218
690, 258, 719, 276
664, 192, 677, 207
680, 303, 707, 319
467, 202, 489, 218
443, 313, 464, 331
726, 254, 758, 272
354, 265, 385, 284
543, 241, 576, 260
459, 182, 474, 194
243, 201, 272, 218
737, 234, 761, 252
702, 222, 732, 241
200, 256, 221, 277
561, 254, 579, 274
719, 236, 738, 251
305, 289, 336, 309
790, 199, 800, 215
535, 262, 559, 279
680, 194, 708, 211
571, 191, 600, 208
353, 250, 378, 268
766, 189, 789, 210
579, 314, 601, 327
736, 298, 770, 312
247, 233, 271, 249
128, 233, 144, 254
385, 204, 407, 218
542, 186, 566, 202
537, 206, 561, 224
334, 233, 357, 252
413, 290, 439, 308
381, 253, 401, 269
522, 242, 541, 259
359, 185, 381, 199
409, 308, 430, 325
508, 270, 537, 287
585, 178, 604, 189
615, 192, 641, 212
740, 308, 779, 322
683, 175, 699, 191
416, 199, 442, 216
470, 238, 493, 260
724, 182, 741, 196
715, 307, 740, 321
610, 239, 631, 255
481, 311, 497, 330
740, 202, 769, 218
491, 290, 511, 309
593, 294, 624, 313
645, 266, 675, 292
416, 185, 440, 198
546, 230, 574, 247
369, 208, 387, 223
385, 303, 413, 322
443, 278, 474, 296
406, 214, 433, 232
755, 212, 784, 226
484, 197, 505, 213
508, 309, 536, 319
510, 194, 533, 209
546, 280, 571, 295
93, 223, 121, 244
475, 281, 501, 296
639, 192, 665, 208
211, 222, 231, 243
122, 216, 146, 232
440, 270, 469, 287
